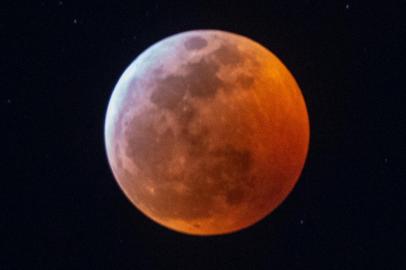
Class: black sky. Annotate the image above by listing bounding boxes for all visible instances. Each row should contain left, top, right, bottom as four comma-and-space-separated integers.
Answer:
3, 1, 405, 269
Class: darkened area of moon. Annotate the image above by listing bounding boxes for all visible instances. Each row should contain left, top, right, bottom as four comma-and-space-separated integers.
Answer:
4, 1, 404, 269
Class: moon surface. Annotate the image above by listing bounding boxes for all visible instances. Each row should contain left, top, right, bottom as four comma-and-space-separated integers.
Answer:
105, 30, 309, 236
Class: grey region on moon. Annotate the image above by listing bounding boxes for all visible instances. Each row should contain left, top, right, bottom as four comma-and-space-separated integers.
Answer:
107, 32, 290, 229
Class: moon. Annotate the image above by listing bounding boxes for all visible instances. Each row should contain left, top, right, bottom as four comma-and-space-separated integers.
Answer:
105, 30, 309, 236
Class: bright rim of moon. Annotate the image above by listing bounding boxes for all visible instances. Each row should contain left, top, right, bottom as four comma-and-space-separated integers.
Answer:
105, 30, 310, 236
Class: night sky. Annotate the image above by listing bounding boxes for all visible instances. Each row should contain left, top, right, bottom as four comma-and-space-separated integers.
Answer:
3, 1, 405, 269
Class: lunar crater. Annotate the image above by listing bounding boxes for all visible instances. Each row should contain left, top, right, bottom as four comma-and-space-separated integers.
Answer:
212, 43, 244, 66
184, 36, 208, 50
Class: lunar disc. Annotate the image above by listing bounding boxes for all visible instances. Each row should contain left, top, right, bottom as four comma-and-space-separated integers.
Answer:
105, 30, 310, 235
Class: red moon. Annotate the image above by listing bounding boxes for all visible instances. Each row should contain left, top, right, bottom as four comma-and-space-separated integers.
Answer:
105, 30, 309, 235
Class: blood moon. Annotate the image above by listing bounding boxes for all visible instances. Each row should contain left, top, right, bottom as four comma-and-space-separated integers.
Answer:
104, 30, 309, 236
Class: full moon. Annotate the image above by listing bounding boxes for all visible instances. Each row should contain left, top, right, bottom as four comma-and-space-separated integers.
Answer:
105, 30, 309, 236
